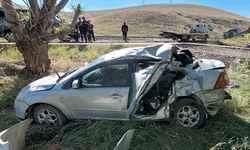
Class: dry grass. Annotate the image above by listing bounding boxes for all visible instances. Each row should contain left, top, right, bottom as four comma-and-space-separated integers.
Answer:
51, 58, 83, 73
61, 4, 250, 37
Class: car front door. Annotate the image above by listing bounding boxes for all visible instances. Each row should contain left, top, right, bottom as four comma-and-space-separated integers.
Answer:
68, 63, 131, 120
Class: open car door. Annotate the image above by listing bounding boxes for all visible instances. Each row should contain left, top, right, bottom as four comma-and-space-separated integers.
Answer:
126, 59, 170, 118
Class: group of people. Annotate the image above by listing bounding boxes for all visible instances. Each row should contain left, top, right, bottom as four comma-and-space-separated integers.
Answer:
73, 18, 129, 43
75, 17, 95, 43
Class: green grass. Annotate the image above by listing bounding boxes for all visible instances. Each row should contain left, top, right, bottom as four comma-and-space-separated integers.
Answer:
0, 45, 250, 149
0, 45, 23, 62
222, 34, 250, 47
60, 110, 250, 150
208, 34, 250, 47
0, 111, 18, 131
225, 59, 250, 122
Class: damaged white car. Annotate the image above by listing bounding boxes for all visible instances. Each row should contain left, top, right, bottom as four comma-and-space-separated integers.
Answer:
14, 44, 231, 129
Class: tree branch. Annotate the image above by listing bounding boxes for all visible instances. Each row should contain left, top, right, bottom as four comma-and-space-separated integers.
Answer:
1, 0, 19, 24
49, 4, 81, 40
1, 19, 14, 28
54, 0, 69, 14
69, 4, 81, 29
28, 0, 40, 16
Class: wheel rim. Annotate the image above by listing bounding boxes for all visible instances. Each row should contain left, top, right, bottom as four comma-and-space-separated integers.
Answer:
177, 105, 200, 127
37, 109, 58, 125
5, 32, 14, 42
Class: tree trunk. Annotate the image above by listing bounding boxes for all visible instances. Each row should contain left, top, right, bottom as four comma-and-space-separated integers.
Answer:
15, 32, 50, 73
1, 0, 81, 73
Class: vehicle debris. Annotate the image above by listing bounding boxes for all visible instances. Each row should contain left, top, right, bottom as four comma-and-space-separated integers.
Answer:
225, 83, 239, 89
114, 129, 135, 150
14, 43, 231, 129
0, 119, 33, 150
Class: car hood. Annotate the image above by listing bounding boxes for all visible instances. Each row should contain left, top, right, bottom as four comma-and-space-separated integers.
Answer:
200, 59, 225, 70
21, 73, 65, 92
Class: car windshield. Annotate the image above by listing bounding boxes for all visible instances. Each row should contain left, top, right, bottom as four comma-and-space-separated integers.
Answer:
75, 55, 106, 74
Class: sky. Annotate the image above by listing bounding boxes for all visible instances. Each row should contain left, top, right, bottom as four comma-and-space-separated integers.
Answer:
11, 0, 250, 18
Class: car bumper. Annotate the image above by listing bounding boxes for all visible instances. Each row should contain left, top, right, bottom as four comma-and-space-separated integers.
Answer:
14, 100, 29, 120
194, 88, 226, 116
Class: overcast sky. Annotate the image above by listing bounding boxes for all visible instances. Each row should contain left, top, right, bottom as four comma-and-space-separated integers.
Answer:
11, 0, 250, 18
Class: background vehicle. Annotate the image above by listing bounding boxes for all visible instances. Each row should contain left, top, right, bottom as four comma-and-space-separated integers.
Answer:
223, 29, 244, 39
14, 44, 231, 129
0, 6, 64, 42
0, 7, 29, 42
160, 21, 213, 42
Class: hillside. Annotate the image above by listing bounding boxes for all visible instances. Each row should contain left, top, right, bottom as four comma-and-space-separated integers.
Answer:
61, 4, 250, 37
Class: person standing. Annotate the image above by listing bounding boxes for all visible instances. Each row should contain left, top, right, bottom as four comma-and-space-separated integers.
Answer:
88, 20, 95, 42
76, 18, 82, 42
79, 17, 88, 43
74, 23, 80, 42
121, 22, 128, 42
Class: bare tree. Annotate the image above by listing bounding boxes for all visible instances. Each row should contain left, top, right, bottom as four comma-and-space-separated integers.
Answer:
1, 0, 81, 73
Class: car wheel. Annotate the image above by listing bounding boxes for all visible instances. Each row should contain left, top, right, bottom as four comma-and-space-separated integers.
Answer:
4, 32, 15, 42
172, 98, 205, 129
204, 35, 208, 42
33, 104, 67, 126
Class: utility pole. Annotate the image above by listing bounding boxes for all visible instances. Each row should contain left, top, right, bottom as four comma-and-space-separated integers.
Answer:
170, 0, 172, 4
143, 0, 145, 5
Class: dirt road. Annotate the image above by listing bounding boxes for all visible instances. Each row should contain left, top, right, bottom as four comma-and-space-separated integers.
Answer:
176, 44, 250, 68
1, 42, 249, 68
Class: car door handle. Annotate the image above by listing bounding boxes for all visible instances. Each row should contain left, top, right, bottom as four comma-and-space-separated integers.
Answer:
109, 94, 124, 99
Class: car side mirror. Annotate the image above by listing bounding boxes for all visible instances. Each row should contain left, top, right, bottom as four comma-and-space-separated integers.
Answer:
72, 79, 79, 89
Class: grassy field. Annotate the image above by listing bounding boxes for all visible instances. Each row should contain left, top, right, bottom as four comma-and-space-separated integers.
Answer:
208, 34, 250, 47
0, 45, 250, 149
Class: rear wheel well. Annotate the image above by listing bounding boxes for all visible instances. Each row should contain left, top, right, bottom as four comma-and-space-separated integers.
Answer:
170, 95, 208, 118
170, 98, 206, 129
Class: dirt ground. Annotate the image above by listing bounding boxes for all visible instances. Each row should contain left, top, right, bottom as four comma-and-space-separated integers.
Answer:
176, 44, 250, 68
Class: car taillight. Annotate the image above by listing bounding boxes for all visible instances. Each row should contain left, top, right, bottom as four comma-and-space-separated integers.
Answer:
170, 46, 180, 62
214, 69, 230, 89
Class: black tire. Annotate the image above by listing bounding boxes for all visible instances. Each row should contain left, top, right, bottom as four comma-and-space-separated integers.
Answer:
185, 35, 190, 42
171, 98, 206, 129
204, 35, 208, 42
33, 104, 67, 126
4, 32, 15, 42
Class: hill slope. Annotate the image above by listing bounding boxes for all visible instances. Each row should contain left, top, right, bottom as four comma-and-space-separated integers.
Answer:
61, 4, 250, 37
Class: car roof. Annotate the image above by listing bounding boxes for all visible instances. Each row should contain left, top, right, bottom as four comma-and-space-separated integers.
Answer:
74, 44, 173, 75
103, 44, 173, 62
